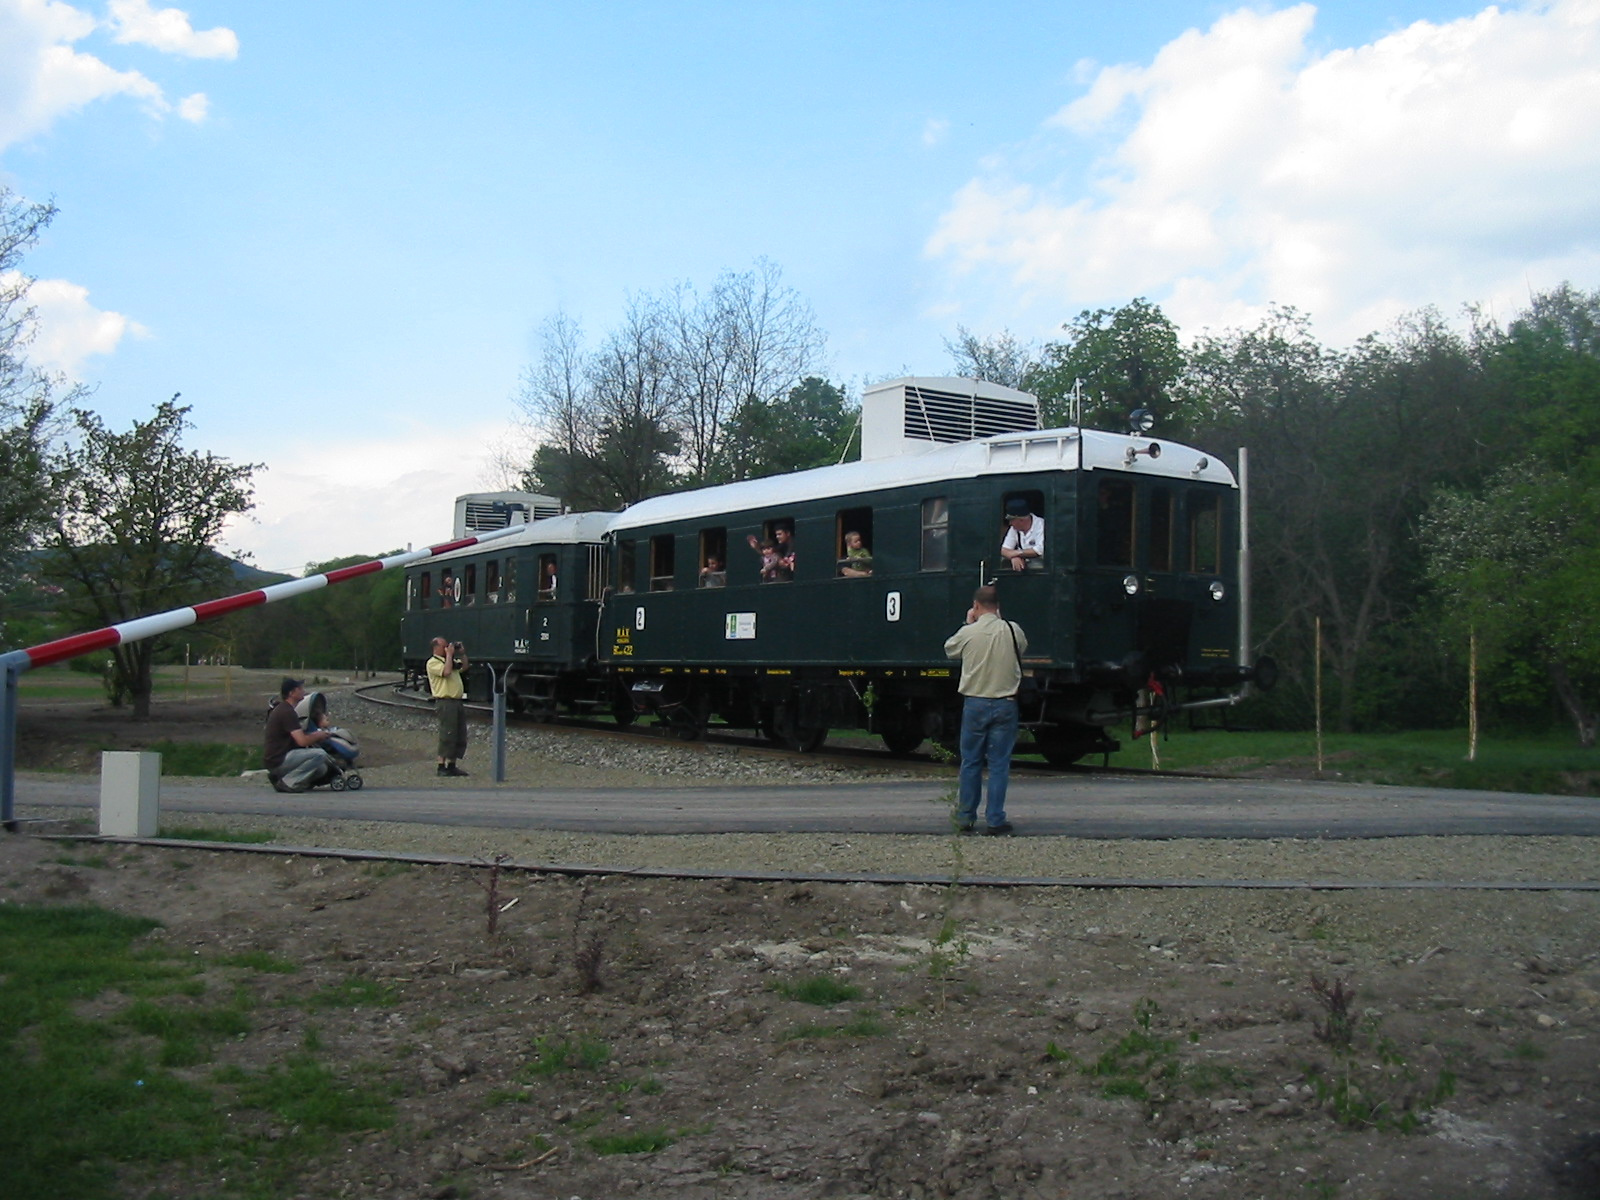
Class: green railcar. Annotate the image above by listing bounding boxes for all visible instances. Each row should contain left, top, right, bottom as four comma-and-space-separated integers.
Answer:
399, 511, 622, 718
600, 426, 1261, 760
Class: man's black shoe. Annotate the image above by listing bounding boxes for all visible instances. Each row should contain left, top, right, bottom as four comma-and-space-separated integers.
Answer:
436, 764, 448, 776
445, 765, 470, 777
984, 822, 1015, 836
954, 822, 976, 834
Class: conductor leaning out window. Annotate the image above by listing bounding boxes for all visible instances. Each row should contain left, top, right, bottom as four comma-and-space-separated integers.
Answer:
1000, 498, 1044, 571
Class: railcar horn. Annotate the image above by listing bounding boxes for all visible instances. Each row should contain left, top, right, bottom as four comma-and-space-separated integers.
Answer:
1123, 442, 1162, 466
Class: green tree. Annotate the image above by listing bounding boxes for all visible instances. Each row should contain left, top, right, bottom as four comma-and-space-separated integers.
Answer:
44, 398, 260, 718
0, 189, 77, 641
1421, 463, 1600, 746
1031, 298, 1188, 433
716, 376, 858, 481
1184, 305, 1493, 731
943, 325, 1041, 391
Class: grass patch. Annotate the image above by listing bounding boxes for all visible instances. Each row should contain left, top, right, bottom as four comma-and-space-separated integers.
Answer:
159, 825, 276, 844
522, 1034, 612, 1077
589, 1128, 677, 1155
780, 1013, 888, 1041
299, 977, 399, 1010
139, 741, 263, 777
770, 975, 863, 1006
0, 902, 397, 1200
218, 1054, 395, 1147
1044, 728, 1600, 796
216, 950, 297, 974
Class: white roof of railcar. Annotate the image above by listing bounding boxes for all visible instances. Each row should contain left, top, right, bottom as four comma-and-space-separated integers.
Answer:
607, 426, 1234, 534
419, 510, 618, 564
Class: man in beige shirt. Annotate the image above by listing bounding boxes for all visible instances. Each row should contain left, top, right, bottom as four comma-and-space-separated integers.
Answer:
943, 586, 1027, 834
427, 636, 470, 776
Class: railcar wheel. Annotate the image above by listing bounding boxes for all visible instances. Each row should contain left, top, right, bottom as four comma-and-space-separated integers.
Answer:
879, 728, 924, 755
611, 697, 637, 728
1031, 728, 1103, 768
772, 702, 827, 753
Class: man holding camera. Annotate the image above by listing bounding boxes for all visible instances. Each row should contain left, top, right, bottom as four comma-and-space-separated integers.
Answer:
427, 636, 470, 777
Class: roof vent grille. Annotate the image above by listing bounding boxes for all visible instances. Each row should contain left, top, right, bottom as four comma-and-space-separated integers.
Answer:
860, 376, 1041, 460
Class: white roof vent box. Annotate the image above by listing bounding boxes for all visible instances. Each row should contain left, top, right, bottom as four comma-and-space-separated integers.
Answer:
453, 491, 563, 538
860, 376, 1042, 461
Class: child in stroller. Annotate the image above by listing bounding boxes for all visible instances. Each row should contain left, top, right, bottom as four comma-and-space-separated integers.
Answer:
293, 690, 364, 791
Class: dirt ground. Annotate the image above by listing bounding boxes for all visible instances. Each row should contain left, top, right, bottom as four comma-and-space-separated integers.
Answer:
8, 688, 1600, 1198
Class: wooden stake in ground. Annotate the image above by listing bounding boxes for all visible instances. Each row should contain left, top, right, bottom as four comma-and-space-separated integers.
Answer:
1468, 628, 1479, 763
1315, 615, 1324, 778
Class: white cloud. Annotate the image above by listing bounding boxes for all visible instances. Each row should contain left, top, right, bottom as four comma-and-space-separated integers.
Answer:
106, 0, 238, 59
922, 117, 950, 148
0, 0, 236, 152
175, 90, 206, 121
927, 1, 1600, 345
2, 270, 147, 374
219, 418, 529, 575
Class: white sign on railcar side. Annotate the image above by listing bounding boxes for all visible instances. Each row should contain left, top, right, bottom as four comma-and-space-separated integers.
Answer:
886, 592, 902, 622
725, 613, 756, 640
635, 606, 646, 630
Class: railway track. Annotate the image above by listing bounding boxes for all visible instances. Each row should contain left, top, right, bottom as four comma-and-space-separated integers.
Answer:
354, 681, 1216, 781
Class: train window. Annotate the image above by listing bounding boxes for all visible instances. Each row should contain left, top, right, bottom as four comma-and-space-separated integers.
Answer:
406, 577, 416, 612
752, 519, 795, 583
836, 507, 873, 577
1149, 487, 1174, 572
420, 572, 432, 609
616, 540, 637, 593
1189, 492, 1221, 573
585, 544, 607, 599
698, 528, 727, 588
485, 559, 501, 603
440, 568, 455, 608
504, 557, 517, 603
920, 497, 949, 572
1000, 491, 1045, 570
537, 553, 557, 601
463, 563, 477, 606
649, 535, 676, 591
1096, 480, 1135, 567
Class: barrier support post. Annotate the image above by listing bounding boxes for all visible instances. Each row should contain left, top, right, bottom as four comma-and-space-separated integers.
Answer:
490, 664, 508, 783
1, 653, 22, 830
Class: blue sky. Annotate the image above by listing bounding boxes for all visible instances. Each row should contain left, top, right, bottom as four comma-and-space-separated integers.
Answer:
3, 0, 1596, 574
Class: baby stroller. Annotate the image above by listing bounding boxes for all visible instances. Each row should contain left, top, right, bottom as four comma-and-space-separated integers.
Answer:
277, 690, 364, 792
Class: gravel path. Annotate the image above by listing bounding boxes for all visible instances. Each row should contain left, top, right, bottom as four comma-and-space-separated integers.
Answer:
21, 690, 1600, 887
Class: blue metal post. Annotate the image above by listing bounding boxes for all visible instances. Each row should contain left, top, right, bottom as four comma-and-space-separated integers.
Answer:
2, 650, 28, 830
490, 664, 508, 783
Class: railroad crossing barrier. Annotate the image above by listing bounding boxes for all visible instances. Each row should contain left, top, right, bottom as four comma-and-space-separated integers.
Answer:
1, 523, 529, 829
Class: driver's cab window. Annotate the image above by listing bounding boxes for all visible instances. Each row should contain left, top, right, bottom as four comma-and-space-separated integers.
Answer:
1000, 490, 1046, 572
1096, 480, 1135, 567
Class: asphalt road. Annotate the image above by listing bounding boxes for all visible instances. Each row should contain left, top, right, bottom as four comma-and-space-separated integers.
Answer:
14, 772, 1600, 839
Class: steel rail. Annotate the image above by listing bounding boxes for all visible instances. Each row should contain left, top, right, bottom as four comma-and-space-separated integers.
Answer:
36, 834, 1600, 892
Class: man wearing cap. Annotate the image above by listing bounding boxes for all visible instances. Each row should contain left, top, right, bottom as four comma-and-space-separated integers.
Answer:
1001, 498, 1044, 570
263, 677, 335, 792
428, 636, 470, 776
943, 586, 1026, 835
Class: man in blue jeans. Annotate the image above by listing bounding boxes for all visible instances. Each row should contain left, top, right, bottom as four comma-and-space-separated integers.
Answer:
943, 585, 1027, 835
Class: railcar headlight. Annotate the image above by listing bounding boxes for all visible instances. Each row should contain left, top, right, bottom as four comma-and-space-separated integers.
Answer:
1209, 580, 1226, 602
1122, 574, 1140, 596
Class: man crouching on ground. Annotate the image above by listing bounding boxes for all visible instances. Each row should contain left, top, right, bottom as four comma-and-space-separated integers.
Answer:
428, 636, 470, 776
264, 677, 335, 792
